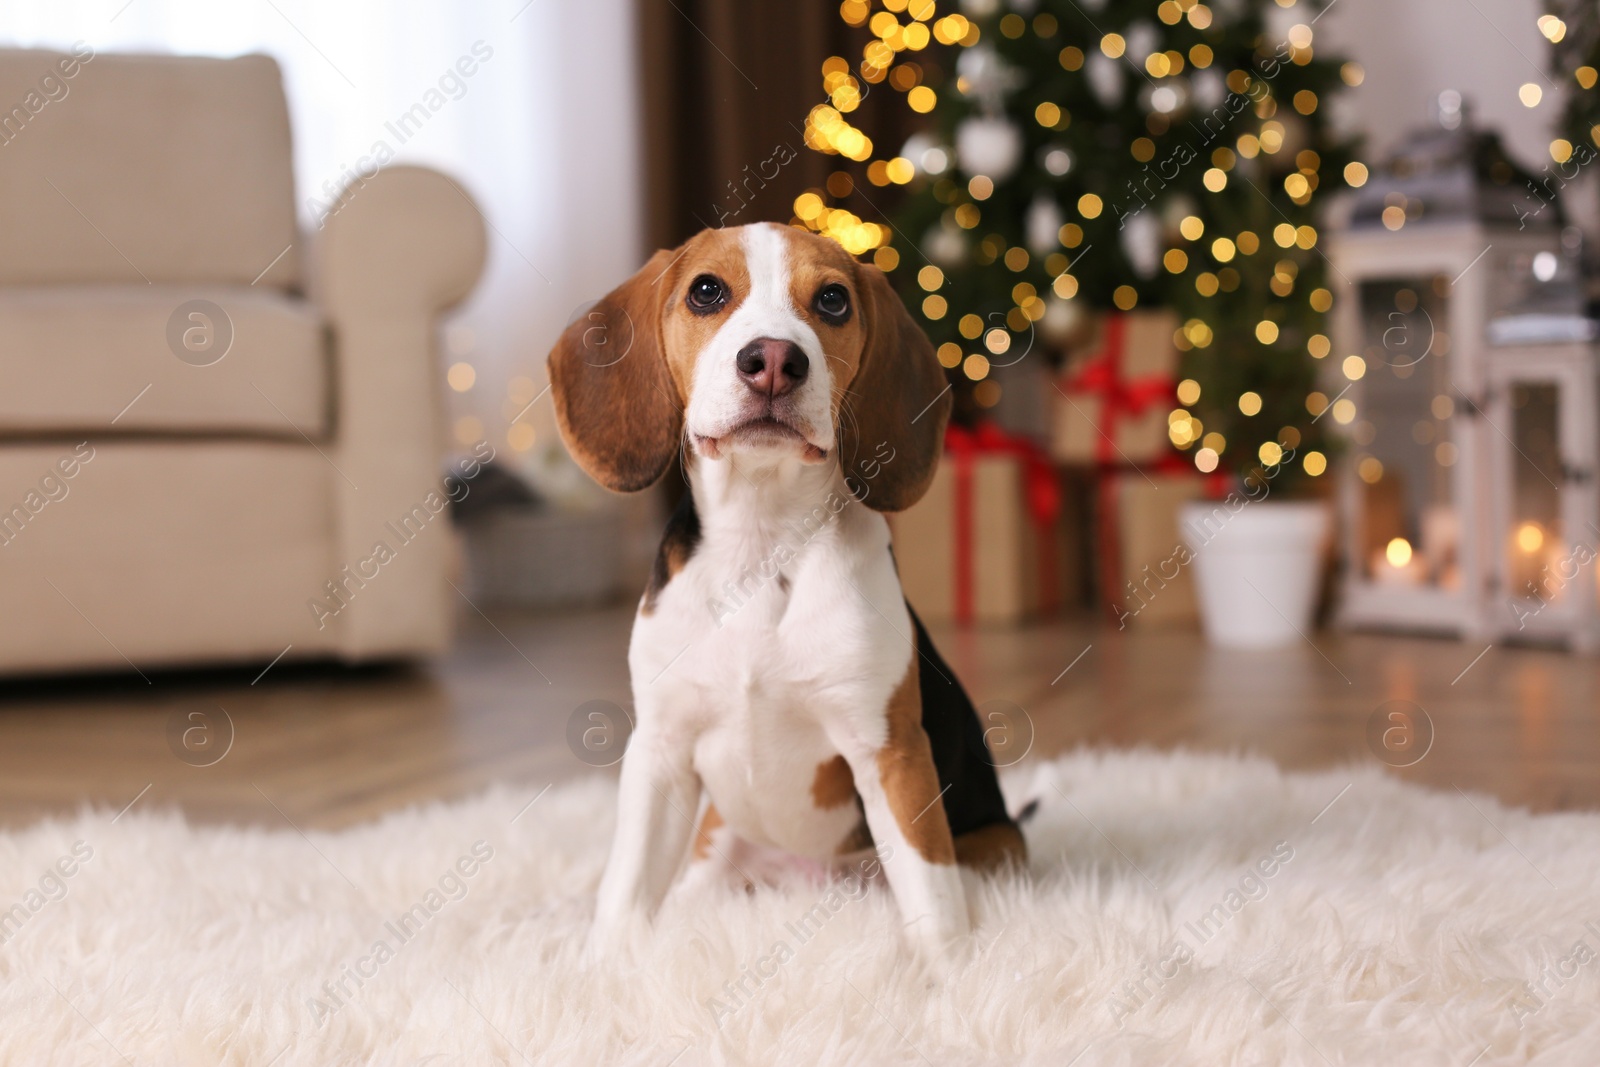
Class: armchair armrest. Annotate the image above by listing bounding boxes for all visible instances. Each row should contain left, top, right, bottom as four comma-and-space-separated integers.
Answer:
313, 165, 488, 659
319, 165, 487, 314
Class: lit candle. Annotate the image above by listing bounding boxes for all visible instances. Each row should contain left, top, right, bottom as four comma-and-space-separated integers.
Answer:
1374, 536, 1426, 585
1511, 521, 1547, 594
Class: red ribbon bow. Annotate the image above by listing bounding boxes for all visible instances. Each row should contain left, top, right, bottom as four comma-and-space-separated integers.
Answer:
1060, 313, 1175, 466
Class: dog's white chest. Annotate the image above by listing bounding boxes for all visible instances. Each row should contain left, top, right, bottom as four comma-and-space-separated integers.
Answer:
640, 607, 864, 857
627, 480, 908, 859
688, 686, 853, 856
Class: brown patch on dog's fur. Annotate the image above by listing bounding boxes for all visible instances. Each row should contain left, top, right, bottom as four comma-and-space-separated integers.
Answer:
691, 803, 724, 861
547, 248, 685, 493
954, 821, 1027, 872
659, 228, 751, 395
811, 754, 856, 810
839, 262, 951, 512
640, 491, 700, 616
773, 225, 867, 400
547, 228, 755, 495
876, 652, 957, 865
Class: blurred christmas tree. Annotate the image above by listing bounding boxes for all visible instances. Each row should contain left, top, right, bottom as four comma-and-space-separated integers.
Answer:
1545, 4, 1600, 195
798, 0, 1362, 492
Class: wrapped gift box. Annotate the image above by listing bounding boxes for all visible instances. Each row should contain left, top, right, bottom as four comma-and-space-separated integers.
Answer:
1052, 310, 1179, 466
890, 425, 1078, 625
1099, 472, 1209, 627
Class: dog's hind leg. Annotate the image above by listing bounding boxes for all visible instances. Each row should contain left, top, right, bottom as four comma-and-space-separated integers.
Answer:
953, 821, 1027, 872
675, 803, 749, 894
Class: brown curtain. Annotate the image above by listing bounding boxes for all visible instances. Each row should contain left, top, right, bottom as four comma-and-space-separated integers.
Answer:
636, 0, 917, 251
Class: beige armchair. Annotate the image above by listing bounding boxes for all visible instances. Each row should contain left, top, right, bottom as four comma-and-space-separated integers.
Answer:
0, 49, 486, 675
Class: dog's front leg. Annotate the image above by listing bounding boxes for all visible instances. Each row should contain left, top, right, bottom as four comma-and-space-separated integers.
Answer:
590, 729, 700, 953
838, 728, 970, 956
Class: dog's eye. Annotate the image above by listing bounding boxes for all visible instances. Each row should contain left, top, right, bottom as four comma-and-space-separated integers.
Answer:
686, 275, 728, 314
814, 284, 851, 323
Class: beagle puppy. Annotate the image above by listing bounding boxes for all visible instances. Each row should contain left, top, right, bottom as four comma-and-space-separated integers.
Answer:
549, 222, 1024, 955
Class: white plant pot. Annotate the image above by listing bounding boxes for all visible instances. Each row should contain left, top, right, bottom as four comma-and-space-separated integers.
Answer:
1180, 500, 1330, 649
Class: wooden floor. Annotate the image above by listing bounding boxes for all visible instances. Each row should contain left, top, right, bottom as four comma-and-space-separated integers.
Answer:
1, 604, 1596, 830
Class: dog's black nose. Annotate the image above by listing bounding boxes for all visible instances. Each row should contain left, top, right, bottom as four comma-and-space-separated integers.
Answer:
736, 338, 809, 398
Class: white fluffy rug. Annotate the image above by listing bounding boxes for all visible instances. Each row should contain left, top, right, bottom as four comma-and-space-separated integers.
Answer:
3, 749, 1599, 1066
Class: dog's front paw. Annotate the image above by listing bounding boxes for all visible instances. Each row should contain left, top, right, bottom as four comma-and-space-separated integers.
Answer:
585, 905, 645, 965
902, 908, 971, 962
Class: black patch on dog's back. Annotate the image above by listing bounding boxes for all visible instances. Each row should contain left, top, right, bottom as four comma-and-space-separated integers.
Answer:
908, 604, 1018, 839
641, 491, 700, 615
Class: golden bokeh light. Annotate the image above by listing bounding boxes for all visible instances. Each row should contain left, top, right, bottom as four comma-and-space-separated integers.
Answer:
1516, 522, 1546, 554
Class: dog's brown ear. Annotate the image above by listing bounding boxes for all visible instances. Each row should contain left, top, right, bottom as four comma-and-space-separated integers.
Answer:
840, 261, 951, 512
549, 248, 683, 492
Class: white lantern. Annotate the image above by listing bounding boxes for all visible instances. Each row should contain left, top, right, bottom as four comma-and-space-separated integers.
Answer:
1327, 103, 1600, 649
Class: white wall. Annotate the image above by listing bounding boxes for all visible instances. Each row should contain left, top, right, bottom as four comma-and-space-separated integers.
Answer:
1318, 0, 1595, 232
0, 0, 644, 478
